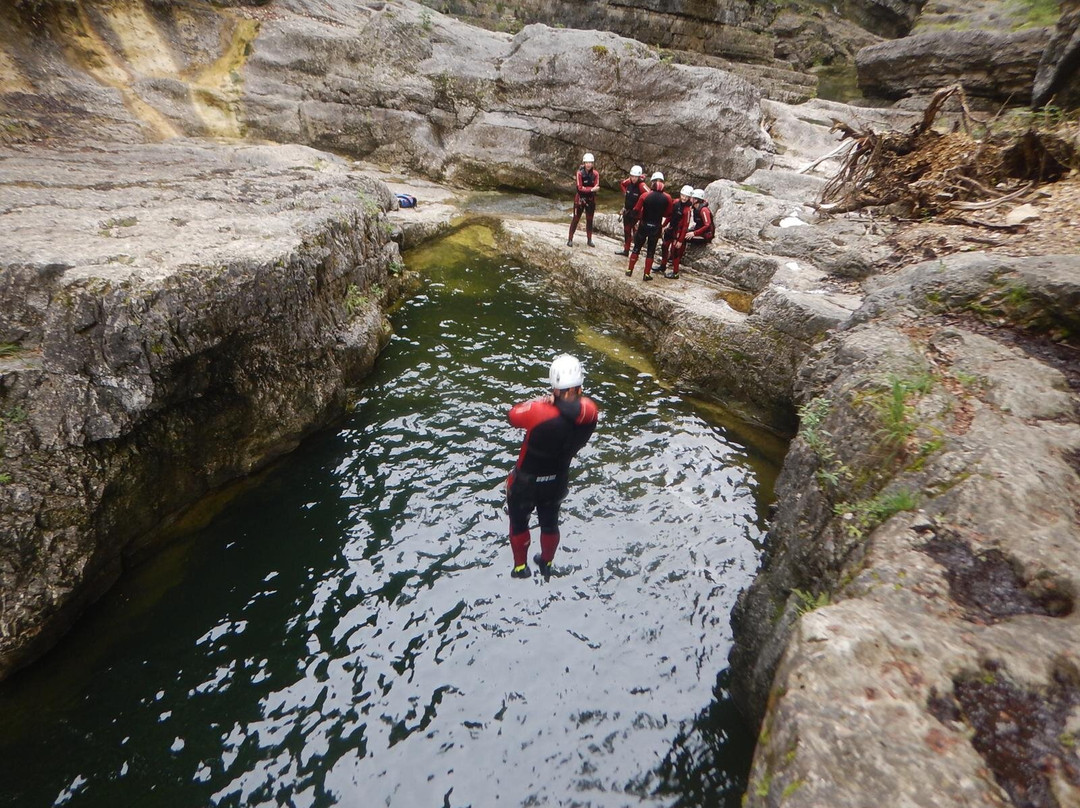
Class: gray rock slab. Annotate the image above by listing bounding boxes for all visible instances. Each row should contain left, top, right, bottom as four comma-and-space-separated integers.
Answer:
741, 168, 828, 205
0, 139, 401, 679
731, 250, 1080, 807
856, 26, 1052, 102
242, 2, 774, 193
1034, 0, 1080, 107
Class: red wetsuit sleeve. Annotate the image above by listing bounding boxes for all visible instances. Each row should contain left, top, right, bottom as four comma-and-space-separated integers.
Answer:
633, 193, 646, 215
575, 170, 586, 193
590, 171, 600, 193
508, 399, 558, 429
664, 194, 674, 219
690, 205, 713, 237
677, 206, 692, 241
701, 205, 713, 234
620, 177, 631, 194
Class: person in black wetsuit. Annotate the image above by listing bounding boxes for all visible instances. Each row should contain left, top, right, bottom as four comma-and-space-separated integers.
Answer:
615, 165, 647, 256
567, 153, 600, 247
506, 354, 599, 580
626, 171, 673, 281
658, 184, 693, 278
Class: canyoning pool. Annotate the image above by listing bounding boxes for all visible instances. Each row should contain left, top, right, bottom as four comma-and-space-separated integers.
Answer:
0, 224, 786, 808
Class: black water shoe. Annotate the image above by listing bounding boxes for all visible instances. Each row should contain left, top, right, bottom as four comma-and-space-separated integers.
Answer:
587, 240, 595, 247
615, 249, 629, 256
643, 273, 653, 281
511, 564, 532, 579
533, 554, 552, 581
566, 239, 573, 247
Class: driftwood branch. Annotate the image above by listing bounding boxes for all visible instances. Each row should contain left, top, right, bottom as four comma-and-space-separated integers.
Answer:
815, 85, 1076, 218
798, 140, 853, 175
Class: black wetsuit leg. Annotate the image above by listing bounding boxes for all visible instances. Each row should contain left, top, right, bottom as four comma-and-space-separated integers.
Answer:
507, 470, 537, 533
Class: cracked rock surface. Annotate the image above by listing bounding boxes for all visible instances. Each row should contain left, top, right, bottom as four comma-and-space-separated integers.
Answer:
0, 140, 401, 678
730, 252, 1080, 807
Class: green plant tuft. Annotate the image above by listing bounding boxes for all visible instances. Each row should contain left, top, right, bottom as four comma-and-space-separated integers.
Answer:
835, 488, 919, 539
782, 779, 806, 799
344, 284, 368, 316
792, 588, 830, 616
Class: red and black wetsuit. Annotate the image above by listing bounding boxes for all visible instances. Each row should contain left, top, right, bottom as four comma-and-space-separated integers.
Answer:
618, 176, 648, 253
628, 185, 673, 278
660, 198, 692, 271
568, 166, 600, 244
506, 394, 599, 567
689, 200, 715, 243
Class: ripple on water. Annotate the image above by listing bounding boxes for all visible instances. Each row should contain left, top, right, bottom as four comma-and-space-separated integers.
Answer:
0, 225, 774, 808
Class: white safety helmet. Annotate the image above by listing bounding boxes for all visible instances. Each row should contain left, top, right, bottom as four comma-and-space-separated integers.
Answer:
582, 153, 595, 163
680, 184, 694, 197
691, 188, 706, 200
650, 171, 665, 182
630, 165, 643, 177
549, 353, 585, 390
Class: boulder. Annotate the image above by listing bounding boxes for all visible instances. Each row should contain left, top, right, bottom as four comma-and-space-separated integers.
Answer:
0, 140, 402, 679
856, 27, 1052, 102
730, 251, 1080, 806
243, 5, 774, 192
1033, 0, 1080, 108
0, 0, 773, 189
823, 0, 925, 39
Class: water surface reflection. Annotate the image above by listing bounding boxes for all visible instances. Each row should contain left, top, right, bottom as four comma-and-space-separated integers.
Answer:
0, 225, 776, 807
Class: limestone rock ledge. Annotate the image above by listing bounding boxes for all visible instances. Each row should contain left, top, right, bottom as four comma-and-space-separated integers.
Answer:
496, 217, 861, 431
0, 140, 401, 679
730, 252, 1080, 807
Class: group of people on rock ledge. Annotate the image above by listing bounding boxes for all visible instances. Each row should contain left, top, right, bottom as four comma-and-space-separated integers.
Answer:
566, 153, 714, 281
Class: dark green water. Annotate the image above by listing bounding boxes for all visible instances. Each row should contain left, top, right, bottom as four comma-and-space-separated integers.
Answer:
0, 225, 782, 807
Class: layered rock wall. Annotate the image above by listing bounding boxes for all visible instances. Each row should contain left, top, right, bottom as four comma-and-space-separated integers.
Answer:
730, 253, 1080, 806
0, 142, 401, 678
241, 1, 773, 192
417, 0, 923, 69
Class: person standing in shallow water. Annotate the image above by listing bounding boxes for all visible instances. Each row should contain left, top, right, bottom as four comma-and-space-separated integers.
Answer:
506, 354, 599, 580
567, 153, 600, 247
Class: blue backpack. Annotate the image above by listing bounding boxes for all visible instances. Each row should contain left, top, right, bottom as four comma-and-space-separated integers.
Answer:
396, 193, 417, 208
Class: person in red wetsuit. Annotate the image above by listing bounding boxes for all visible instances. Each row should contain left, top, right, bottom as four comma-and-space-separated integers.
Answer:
688, 188, 715, 245
567, 153, 600, 247
506, 354, 599, 580
658, 184, 694, 279
615, 165, 647, 256
626, 171, 673, 281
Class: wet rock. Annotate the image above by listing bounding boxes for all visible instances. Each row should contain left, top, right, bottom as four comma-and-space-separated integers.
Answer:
497, 219, 809, 428
922, 534, 1074, 623
953, 667, 1080, 808
856, 27, 1052, 103
0, 140, 402, 679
